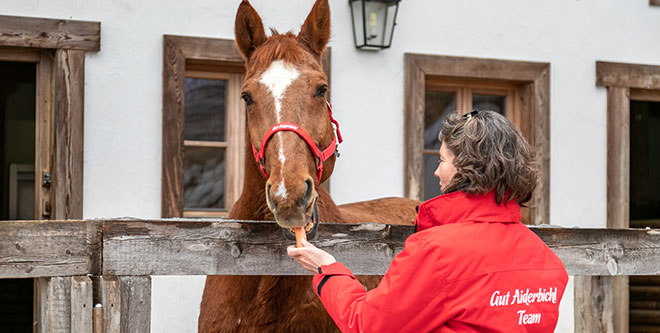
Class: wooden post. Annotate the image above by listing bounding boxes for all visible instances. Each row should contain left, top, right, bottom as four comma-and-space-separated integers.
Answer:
101, 276, 121, 333
120, 276, 151, 333
37, 277, 71, 332
36, 276, 92, 332
53, 49, 85, 220
71, 276, 93, 332
100, 276, 151, 333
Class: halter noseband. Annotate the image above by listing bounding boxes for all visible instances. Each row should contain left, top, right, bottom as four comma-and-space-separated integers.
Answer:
251, 101, 343, 182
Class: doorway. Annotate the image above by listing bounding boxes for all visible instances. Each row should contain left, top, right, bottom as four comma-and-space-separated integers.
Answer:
0, 60, 36, 332
629, 99, 660, 332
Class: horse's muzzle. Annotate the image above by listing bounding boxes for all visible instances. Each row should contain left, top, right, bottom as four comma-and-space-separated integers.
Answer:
282, 198, 319, 241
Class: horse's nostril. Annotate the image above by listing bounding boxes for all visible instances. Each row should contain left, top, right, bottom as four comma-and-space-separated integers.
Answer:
300, 178, 314, 208
266, 183, 276, 210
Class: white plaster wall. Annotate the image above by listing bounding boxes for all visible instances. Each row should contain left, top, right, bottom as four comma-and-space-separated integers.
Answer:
3, 0, 660, 331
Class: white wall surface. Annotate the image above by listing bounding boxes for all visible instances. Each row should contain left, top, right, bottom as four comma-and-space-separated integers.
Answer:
3, 0, 660, 331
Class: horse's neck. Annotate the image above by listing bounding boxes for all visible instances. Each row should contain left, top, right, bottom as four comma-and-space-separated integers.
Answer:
230, 137, 344, 222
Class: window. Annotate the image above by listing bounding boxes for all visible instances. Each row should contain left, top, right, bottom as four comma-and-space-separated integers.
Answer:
162, 36, 245, 218
182, 66, 245, 217
405, 54, 550, 225
423, 78, 522, 200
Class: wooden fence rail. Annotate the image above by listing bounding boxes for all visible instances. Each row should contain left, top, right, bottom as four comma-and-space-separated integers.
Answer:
2, 219, 660, 277
2, 219, 660, 332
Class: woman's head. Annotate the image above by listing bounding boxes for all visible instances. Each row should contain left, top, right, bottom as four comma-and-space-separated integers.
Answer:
437, 110, 539, 206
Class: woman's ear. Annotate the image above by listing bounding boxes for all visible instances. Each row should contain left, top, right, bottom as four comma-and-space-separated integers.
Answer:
234, 0, 266, 60
297, 0, 330, 58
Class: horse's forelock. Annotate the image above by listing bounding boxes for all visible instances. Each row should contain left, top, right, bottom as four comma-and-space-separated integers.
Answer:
247, 33, 316, 76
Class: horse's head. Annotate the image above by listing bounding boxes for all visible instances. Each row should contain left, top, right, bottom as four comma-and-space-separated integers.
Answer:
235, 0, 336, 237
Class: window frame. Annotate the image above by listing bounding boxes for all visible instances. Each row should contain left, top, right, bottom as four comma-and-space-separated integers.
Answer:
162, 35, 245, 218
404, 54, 550, 225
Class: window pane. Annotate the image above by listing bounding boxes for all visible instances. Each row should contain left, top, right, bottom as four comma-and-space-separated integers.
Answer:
184, 78, 226, 141
423, 154, 442, 200
424, 91, 456, 151
184, 147, 225, 210
473, 94, 506, 115
630, 100, 660, 224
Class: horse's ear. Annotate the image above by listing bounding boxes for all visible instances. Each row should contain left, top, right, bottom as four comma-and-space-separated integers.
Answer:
235, 0, 266, 60
298, 0, 330, 58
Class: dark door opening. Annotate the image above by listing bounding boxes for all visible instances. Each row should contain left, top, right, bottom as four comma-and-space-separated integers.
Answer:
629, 99, 660, 332
0, 60, 37, 332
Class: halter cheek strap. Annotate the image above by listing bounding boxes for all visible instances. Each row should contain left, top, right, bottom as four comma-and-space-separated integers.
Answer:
251, 101, 343, 182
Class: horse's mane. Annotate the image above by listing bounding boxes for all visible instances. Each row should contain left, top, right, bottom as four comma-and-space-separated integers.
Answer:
245, 31, 319, 76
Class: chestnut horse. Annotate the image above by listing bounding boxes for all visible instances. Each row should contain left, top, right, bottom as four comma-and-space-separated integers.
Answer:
198, 1, 419, 331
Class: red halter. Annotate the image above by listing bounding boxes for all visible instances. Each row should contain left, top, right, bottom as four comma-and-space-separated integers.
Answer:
251, 101, 343, 182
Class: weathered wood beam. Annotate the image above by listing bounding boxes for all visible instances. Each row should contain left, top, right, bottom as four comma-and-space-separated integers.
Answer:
0, 221, 101, 278
2, 219, 660, 277
54, 49, 85, 220
102, 220, 412, 276
0, 15, 100, 51
597, 61, 660, 90
101, 219, 660, 276
36, 276, 93, 332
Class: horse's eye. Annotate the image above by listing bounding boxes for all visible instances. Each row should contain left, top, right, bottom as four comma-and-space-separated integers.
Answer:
241, 92, 254, 106
316, 85, 328, 98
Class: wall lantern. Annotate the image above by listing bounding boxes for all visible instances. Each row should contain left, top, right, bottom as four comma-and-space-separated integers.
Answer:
349, 0, 401, 50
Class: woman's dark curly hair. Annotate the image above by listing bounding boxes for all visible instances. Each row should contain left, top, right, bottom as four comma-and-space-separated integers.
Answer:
438, 110, 539, 206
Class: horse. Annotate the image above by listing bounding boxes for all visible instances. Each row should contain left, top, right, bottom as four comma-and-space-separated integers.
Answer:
198, 1, 419, 331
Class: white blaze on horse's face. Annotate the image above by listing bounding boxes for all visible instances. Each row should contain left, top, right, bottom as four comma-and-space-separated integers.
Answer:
259, 60, 301, 199
259, 60, 300, 123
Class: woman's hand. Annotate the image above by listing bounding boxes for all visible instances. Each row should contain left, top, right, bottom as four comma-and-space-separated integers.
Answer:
287, 239, 336, 274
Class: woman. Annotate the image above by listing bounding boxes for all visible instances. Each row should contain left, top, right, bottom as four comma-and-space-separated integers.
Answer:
288, 110, 568, 332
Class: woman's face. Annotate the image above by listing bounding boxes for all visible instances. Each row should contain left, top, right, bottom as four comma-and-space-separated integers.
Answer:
434, 142, 458, 192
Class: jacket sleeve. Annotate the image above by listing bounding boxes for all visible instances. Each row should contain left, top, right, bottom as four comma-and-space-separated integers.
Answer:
312, 236, 448, 332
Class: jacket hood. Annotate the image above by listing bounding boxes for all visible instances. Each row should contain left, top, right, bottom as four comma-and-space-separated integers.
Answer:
415, 191, 521, 232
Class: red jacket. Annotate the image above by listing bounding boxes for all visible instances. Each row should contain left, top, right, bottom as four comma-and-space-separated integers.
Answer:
313, 191, 568, 332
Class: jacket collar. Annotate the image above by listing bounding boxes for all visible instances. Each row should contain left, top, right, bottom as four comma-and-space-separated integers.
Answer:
415, 191, 521, 232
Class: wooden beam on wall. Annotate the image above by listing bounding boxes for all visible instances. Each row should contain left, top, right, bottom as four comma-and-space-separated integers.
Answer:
403, 55, 425, 200
0, 15, 100, 51
597, 61, 660, 90
53, 49, 85, 220
606, 86, 630, 229
161, 36, 187, 218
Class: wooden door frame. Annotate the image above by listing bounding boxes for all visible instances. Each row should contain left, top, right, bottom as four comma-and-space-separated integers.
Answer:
0, 15, 100, 220
404, 53, 550, 225
0, 15, 100, 333
586, 60, 660, 333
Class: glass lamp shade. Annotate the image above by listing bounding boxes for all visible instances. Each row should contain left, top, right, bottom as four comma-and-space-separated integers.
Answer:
349, 0, 400, 50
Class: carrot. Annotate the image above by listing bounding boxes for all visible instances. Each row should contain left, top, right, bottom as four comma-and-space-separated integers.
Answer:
294, 227, 306, 248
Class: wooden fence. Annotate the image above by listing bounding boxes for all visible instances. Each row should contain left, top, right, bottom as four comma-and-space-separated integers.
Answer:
2, 219, 660, 331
